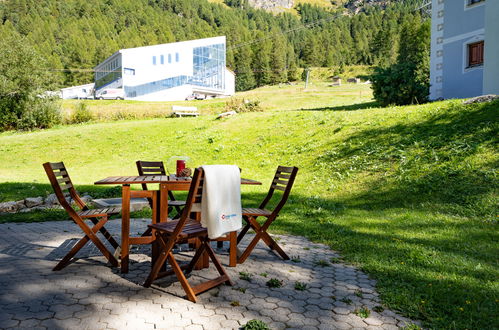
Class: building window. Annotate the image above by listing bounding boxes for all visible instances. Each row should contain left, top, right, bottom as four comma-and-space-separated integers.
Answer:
467, 0, 485, 6
168, 54, 172, 64
160, 55, 164, 65
124, 68, 135, 76
152, 56, 156, 65
175, 52, 179, 62
468, 41, 484, 68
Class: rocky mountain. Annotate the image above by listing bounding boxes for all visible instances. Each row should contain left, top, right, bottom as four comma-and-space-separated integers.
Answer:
236, 0, 410, 13
248, 0, 294, 11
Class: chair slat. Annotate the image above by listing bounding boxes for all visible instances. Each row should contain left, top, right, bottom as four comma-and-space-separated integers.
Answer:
273, 179, 288, 186
57, 177, 71, 184
277, 166, 295, 173
59, 183, 73, 191
271, 184, 286, 191
50, 162, 65, 170
141, 168, 164, 173
55, 170, 68, 177
139, 161, 164, 167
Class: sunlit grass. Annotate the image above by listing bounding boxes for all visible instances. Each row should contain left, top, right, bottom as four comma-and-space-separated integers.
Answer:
0, 84, 497, 329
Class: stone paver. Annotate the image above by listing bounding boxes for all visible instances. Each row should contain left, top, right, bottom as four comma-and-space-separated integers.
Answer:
0, 219, 420, 329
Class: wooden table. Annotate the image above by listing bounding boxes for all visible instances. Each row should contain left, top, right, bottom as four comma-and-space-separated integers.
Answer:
95, 175, 261, 273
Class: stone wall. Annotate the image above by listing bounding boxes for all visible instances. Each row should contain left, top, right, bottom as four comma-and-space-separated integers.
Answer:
0, 194, 93, 214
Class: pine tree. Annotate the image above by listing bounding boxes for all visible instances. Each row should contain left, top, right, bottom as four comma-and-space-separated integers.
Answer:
234, 45, 256, 91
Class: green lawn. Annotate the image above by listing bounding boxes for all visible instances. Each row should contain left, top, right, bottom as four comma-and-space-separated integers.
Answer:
0, 84, 497, 329
60, 81, 373, 121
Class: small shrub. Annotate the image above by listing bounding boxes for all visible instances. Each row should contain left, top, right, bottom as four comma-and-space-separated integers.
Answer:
239, 271, 252, 282
266, 278, 283, 288
242, 319, 270, 330
70, 102, 93, 124
225, 97, 263, 113
294, 281, 308, 291
16, 97, 62, 130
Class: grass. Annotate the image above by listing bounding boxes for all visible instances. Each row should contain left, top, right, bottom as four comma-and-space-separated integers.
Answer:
58, 79, 372, 123
0, 82, 497, 329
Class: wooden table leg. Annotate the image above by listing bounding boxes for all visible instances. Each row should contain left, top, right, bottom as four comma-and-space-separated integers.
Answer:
152, 184, 169, 271
121, 184, 130, 273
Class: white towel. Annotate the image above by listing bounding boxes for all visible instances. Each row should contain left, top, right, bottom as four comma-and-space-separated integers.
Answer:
200, 165, 242, 239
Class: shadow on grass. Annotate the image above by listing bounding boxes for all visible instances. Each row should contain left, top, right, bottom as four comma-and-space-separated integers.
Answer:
315, 100, 499, 218
298, 101, 379, 112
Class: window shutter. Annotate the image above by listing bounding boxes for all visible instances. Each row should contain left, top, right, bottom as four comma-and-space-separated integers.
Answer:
468, 41, 484, 67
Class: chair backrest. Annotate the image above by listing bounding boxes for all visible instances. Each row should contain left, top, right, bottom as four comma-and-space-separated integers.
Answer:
171, 167, 204, 238
136, 161, 166, 191
260, 166, 298, 217
43, 162, 87, 213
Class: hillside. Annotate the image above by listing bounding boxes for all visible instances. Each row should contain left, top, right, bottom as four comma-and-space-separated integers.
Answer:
0, 0, 421, 90
0, 88, 497, 329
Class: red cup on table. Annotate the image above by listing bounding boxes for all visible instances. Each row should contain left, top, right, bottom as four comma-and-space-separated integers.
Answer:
176, 160, 185, 177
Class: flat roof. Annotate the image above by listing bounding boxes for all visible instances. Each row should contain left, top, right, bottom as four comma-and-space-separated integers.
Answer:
94, 36, 226, 70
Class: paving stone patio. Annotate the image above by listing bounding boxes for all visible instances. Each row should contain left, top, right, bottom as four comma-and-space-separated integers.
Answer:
0, 219, 418, 329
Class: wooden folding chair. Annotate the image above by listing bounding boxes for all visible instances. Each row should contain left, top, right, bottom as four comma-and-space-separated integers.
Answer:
237, 166, 298, 264
136, 161, 186, 218
144, 168, 233, 302
43, 162, 120, 270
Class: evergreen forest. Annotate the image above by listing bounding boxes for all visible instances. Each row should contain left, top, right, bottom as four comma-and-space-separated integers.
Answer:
0, 0, 426, 90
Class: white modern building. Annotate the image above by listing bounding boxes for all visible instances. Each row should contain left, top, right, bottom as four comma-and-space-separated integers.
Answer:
94, 36, 235, 101
430, 0, 499, 100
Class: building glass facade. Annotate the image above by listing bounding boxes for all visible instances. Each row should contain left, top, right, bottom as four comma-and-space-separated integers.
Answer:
124, 42, 226, 98
192, 43, 225, 90
95, 55, 122, 90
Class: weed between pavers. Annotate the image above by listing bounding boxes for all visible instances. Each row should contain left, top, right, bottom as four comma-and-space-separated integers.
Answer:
354, 306, 370, 318
266, 278, 283, 288
340, 297, 353, 305
294, 281, 308, 291
291, 256, 301, 263
354, 290, 363, 298
242, 319, 270, 330
373, 305, 384, 313
314, 259, 330, 267
239, 271, 252, 282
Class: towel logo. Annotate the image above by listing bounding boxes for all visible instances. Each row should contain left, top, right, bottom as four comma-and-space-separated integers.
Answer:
221, 213, 237, 221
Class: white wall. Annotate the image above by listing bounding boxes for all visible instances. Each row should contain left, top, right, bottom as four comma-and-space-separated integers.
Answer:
225, 69, 235, 96
131, 85, 194, 102
121, 36, 226, 87
429, 0, 445, 100
483, 0, 499, 95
